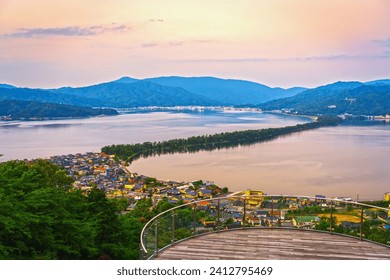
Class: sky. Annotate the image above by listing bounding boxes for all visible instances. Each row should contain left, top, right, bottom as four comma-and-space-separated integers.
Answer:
0, 0, 390, 88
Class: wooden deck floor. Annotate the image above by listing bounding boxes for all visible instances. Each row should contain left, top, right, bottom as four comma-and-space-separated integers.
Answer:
154, 228, 390, 260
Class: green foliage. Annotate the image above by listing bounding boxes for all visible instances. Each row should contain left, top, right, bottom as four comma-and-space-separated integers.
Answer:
362, 200, 389, 208
225, 218, 234, 225
175, 228, 192, 240
1, 160, 230, 260
302, 206, 323, 214
314, 216, 337, 231
288, 206, 333, 215
0, 160, 98, 259
113, 197, 130, 212
144, 177, 157, 185
0, 160, 144, 260
153, 198, 178, 215
0, 99, 118, 120
314, 214, 390, 246
192, 180, 203, 186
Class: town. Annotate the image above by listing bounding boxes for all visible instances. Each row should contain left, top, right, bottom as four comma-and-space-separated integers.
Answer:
49, 152, 228, 212
49, 152, 390, 239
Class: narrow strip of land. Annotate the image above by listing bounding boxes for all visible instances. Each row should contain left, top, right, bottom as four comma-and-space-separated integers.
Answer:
102, 115, 341, 162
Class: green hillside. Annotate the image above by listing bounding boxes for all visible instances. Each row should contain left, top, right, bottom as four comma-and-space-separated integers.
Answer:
0, 100, 118, 120
259, 83, 390, 116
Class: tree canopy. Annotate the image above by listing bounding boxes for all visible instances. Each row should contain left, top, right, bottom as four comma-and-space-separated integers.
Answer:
0, 160, 150, 259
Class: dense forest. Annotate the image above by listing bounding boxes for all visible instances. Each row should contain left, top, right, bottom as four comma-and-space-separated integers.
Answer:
0, 160, 176, 259
102, 115, 342, 162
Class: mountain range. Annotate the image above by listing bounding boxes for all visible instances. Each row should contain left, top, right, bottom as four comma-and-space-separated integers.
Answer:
1, 76, 390, 117
258, 80, 390, 115
0, 100, 118, 120
0, 84, 16, 89
0, 76, 307, 108
143, 76, 306, 104
54, 80, 217, 107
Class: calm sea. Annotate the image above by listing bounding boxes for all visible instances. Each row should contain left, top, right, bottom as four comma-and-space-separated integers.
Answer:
1, 109, 389, 199
0, 109, 308, 160
131, 121, 390, 200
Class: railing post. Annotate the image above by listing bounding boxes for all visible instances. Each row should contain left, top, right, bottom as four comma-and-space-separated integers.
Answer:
243, 197, 246, 228
329, 201, 333, 235
300, 204, 303, 228
360, 205, 364, 241
155, 221, 159, 256
139, 243, 144, 260
172, 211, 176, 243
271, 197, 274, 228
193, 203, 197, 236
217, 199, 220, 231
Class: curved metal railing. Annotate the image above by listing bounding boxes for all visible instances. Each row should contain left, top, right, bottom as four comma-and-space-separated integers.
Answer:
140, 194, 390, 259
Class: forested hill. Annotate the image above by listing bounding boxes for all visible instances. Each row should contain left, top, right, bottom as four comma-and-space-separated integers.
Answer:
54, 80, 219, 107
143, 76, 306, 104
0, 76, 307, 107
102, 115, 342, 162
0, 83, 15, 89
2, 77, 389, 109
0, 99, 118, 120
0, 159, 151, 259
258, 83, 390, 116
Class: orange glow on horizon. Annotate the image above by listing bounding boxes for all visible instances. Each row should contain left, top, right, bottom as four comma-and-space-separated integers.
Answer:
0, 0, 389, 88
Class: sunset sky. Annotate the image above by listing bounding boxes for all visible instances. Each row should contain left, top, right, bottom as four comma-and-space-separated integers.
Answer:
1, 0, 390, 88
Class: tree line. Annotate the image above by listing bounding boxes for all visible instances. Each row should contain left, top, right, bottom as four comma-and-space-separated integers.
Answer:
102, 115, 342, 162
0, 160, 170, 260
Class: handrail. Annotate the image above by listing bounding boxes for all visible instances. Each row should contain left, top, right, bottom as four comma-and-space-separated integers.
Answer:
140, 194, 390, 258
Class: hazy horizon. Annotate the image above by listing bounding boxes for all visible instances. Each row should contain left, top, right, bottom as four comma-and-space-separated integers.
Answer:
1, 0, 390, 88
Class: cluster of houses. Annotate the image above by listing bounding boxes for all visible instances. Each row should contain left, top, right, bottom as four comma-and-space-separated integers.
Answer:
48, 152, 389, 232
217, 193, 322, 230
49, 152, 226, 210
190, 191, 390, 232
50, 152, 130, 193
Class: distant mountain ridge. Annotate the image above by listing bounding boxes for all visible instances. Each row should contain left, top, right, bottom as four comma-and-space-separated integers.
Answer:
0, 83, 16, 89
143, 76, 306, 104
365, 79, 390, 86
0, 99, 118, 120
54, 80, 218, 107
0, 87, 105, 107
0, 76, 308, 107
1, 77, 389, 114
259, 81, 390, 115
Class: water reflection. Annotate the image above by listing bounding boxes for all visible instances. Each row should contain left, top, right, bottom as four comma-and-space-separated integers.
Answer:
131, 124, 390, 200
3, 110, 388, 200
0, 110, 308, 161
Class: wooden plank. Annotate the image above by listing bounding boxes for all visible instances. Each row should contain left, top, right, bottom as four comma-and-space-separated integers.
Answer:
154, 228, 390, 260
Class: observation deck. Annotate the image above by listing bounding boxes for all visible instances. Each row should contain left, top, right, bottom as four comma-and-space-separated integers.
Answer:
154, 228, 390, 260
140, 195, 390, 260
